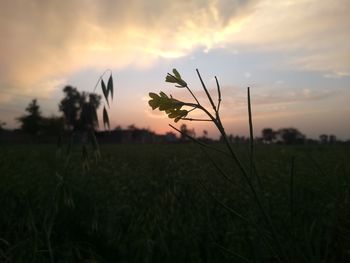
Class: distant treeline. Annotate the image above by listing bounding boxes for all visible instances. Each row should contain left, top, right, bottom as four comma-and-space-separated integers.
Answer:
1, 122, 347, 145
0, 86, 347, 145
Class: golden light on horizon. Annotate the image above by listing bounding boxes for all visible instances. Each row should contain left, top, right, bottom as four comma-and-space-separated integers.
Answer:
0, 0, 349, 139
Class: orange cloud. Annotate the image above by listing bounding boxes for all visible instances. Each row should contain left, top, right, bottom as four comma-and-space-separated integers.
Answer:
0, 0, 257, 97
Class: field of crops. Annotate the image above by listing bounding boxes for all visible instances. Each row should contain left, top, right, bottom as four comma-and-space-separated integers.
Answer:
0, 143, 349, 262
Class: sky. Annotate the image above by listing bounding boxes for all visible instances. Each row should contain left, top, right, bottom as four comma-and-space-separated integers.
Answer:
0, 0, 349, 140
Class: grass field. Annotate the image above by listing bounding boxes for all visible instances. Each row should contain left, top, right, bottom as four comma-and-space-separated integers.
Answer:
0, 143, 349, 262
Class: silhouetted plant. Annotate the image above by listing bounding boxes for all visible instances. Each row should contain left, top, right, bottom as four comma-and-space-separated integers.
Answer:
59, 86, 101, 131
17, 99, 43, 135
149, 68, 288, 262
57, 71, 114, 170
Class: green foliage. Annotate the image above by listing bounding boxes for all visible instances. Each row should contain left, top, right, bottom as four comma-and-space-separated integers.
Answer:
148, 68, 216, 123
101, 75, 113, 108
108, 75, 114, 99
148, 92, 188, 122
0, 144, 349, 262
165, 68, 187, 88
103, 106, 110, 129
57, 73, 113, 170
148, 68, 348, 262
96, 72, 113, 130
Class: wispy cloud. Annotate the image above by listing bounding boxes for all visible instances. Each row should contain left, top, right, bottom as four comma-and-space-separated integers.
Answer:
225, 0, 350, 75
1, 0, 349, 97
0, 0, 257, 96
1, 0, 349, 137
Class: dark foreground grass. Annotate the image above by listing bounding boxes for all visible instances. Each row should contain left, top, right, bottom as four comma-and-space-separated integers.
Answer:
0, 143, 349, 262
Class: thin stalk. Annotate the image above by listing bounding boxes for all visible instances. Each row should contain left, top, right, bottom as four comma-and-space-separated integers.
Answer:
185, 85, 200, 105
290, 156, 295, 228
93, 69, 112, 92
202, 149, 251, 197
215, 76, 222, 111
218, 114, 287, 262
169, 70, 288, 262
210, 91, 287, 263
198, 180, 254, 227
181, 118, 212, 122
187, 107, 198, 113
174, 125, 252, 197
247, 88, 263, 190
183, 79, 270, 227
247, 87, 254, 168
214, 117, 248, 176
173, 115, 286, 261
199, 179, 280, 261
196, 69, 217, 111
169, 124, 230, 157
290, 156, 296, 263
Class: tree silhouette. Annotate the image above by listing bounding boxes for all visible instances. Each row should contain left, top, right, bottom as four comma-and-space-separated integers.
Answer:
59, 86, 101, 131
17, 99, 42, 135
277, 128, 305, 144
59, 86, 81, 130
262, 128, 275, 143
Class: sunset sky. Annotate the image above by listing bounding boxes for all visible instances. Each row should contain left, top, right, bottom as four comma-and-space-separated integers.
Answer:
1, 0, 349, 139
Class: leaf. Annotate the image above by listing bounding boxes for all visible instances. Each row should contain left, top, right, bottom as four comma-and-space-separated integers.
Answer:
103, 106, 110, 130
101, 79, 109, 107
168, 111, 178, 118
148, 99, 158, 110
174, 116, 182, 122
159, 91, 168, 98
168, 109, 187, 122
148, 91, 185, 119
165, 72, 187, 88
165, 74, 177, 83
149, 92, 159, 99
173, 68, 181, 79
107, 75, 113, 100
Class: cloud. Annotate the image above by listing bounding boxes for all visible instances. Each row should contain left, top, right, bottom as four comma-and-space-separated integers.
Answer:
324, 72, 350, 79
151, 81, 343, 128
0, 0, 257, 96
224, 0, 350, 75
1, 0, 349, 105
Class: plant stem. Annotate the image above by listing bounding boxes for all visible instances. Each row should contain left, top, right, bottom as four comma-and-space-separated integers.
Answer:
247, 87, 254, 167
215, 76, 222, 111
196, 69, 217, 112
290, 156, 296, 263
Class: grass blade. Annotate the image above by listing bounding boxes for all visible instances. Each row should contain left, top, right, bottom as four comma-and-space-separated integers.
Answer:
107, 74, 113, 100
103, 106, 110, 130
